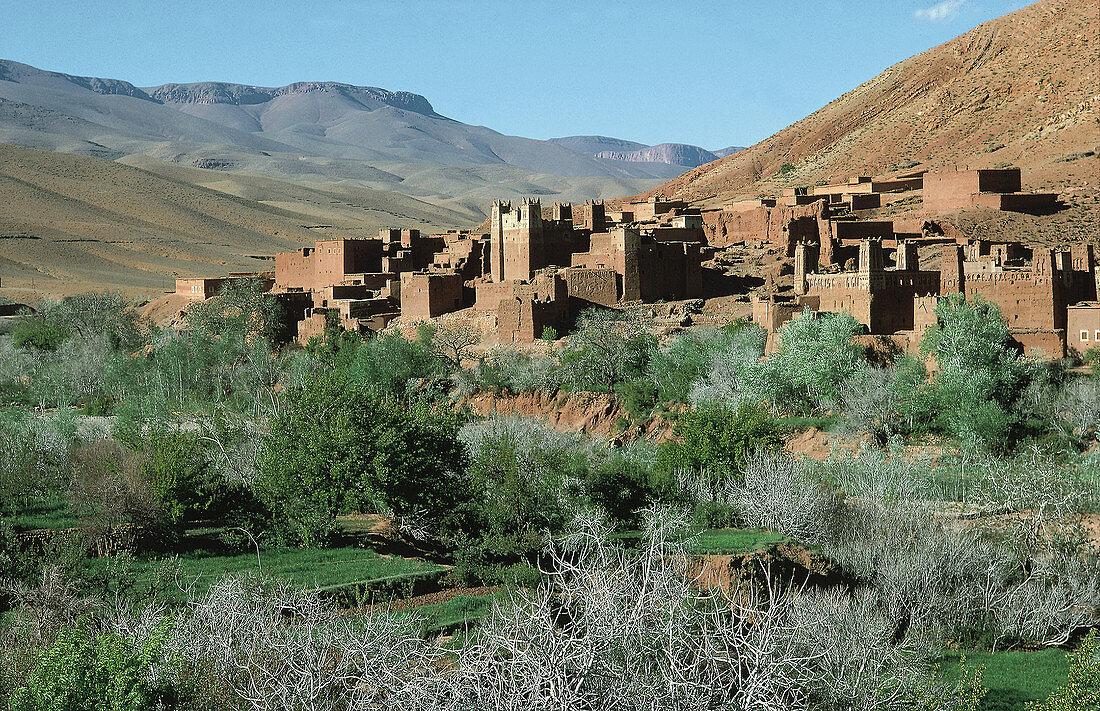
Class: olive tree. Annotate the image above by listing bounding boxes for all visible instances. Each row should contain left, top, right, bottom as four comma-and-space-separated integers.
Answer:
562, 307, 653, 393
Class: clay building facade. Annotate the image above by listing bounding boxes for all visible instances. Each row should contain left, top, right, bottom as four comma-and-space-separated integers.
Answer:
400, 272, 464, 321
923, 168, 1058, 213
757, 235, 1096, 358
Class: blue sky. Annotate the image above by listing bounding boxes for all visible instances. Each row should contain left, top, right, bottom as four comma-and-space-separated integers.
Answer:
1, 0, 1029, 149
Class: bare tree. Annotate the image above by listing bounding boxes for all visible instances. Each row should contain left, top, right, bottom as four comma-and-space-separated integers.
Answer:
434, 323, 481, 370
734, 452, 842, 544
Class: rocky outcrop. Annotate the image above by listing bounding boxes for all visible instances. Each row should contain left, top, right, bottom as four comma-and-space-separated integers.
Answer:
145, 81, 438, 116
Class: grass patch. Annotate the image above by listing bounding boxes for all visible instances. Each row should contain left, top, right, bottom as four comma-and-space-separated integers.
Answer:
940, 648, 1068, 710
414, 590, 511, 633
83, 543, 444, 604
688, 528, 789, 555
7, 494, 83, 531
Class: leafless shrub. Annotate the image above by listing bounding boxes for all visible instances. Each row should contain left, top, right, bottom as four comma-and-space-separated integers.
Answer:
993, 552, 1100, 647
788, 587, 935, 710
1056, 377, 1100, 438
0, 565, 97, 651
170, 574, 449, 711
838, 364, 900, 445
67, 440, 160, 555
197, 413, 266, 488
823, 500, 1010, 642
437, 505, 976, 710
734, 452, 843, 544
434, 323, 481, 369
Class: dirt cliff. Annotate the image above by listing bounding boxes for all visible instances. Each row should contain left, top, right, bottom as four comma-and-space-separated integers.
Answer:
457, 390, 676, 441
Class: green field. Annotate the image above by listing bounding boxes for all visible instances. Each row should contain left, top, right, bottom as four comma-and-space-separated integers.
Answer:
688, 528, 790, 555
82, 544, 444, 604
940, 648, 1069, 710
7, 494, 83, 531
414, 590, 512, 633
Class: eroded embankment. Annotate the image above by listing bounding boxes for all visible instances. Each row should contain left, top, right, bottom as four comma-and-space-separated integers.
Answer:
687, 542, 843, 593
457, 390, 677, 441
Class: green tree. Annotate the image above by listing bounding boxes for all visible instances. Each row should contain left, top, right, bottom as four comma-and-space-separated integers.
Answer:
745, 310, 864, 413
921, 295, 1026, 450
351, 324, 447, 400
139, 429, 208, 529
461, 417, 587, 535
259, 373, 468, 545
647, 323, 748, 404
9, 626, 170, 711
656, 403, 782, 478
562, 308, 654, 393
585, 455, 651, 525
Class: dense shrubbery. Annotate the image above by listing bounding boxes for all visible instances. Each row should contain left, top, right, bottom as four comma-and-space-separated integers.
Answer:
259, 371, 469, 545
2, 290, 1099, 709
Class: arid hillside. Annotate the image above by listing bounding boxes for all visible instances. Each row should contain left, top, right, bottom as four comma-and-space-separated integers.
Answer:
647, 0, 1098, 206
0, 142, 471, 299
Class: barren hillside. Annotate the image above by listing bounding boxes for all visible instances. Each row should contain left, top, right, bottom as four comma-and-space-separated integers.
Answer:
647, 0, 1098, 206
0, 143, 470, 299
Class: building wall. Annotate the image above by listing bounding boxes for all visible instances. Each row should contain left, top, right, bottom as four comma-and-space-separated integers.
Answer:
924, 169, 1022, 211
563, 267, 619, 308
400, 272, 463, 320
275, 250, 313, 291
310, 239, 383, 289
175, 278, 226, 300
1010, 330, 1065, 358
492, 200, 548, 282
962, 271, 1061, 331
474, 281, 516, 312
703, 201, 834, 260
833, 221, 894, 240
497, 298, 567, 343
1067, 305, 1100, 353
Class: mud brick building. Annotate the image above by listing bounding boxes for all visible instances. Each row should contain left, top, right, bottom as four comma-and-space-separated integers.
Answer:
756, 235, 1096, 357
923, 168, 1058, 213
400, 272, 464, 320
175, 274, 274, 301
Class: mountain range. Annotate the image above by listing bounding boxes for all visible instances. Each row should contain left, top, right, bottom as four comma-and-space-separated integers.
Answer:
548, 136, 744, 168
0, 59, 736, 211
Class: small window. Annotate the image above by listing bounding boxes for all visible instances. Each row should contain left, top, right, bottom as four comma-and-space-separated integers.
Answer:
1094, 330, 1100, 342
1082, 330, 1089, 342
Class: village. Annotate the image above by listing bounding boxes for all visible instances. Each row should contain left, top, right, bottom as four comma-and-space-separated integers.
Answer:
177, 165, 1085, 358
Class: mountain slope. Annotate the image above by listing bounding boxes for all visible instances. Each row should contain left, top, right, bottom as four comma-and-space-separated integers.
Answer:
0, 142, 472, 297
595, 143, 721, 168
649, 0, 1098, 205
0, 60, 684, 195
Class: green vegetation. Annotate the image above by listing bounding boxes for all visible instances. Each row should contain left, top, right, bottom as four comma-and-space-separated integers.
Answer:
81, 542, 442, 604
941, 649, 1069, 710
1027, 630, 1100, 711
414, 590, 511, 633
9, 626, 170, 711
1, 292, 1098, 710
687, 527, 789, 555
